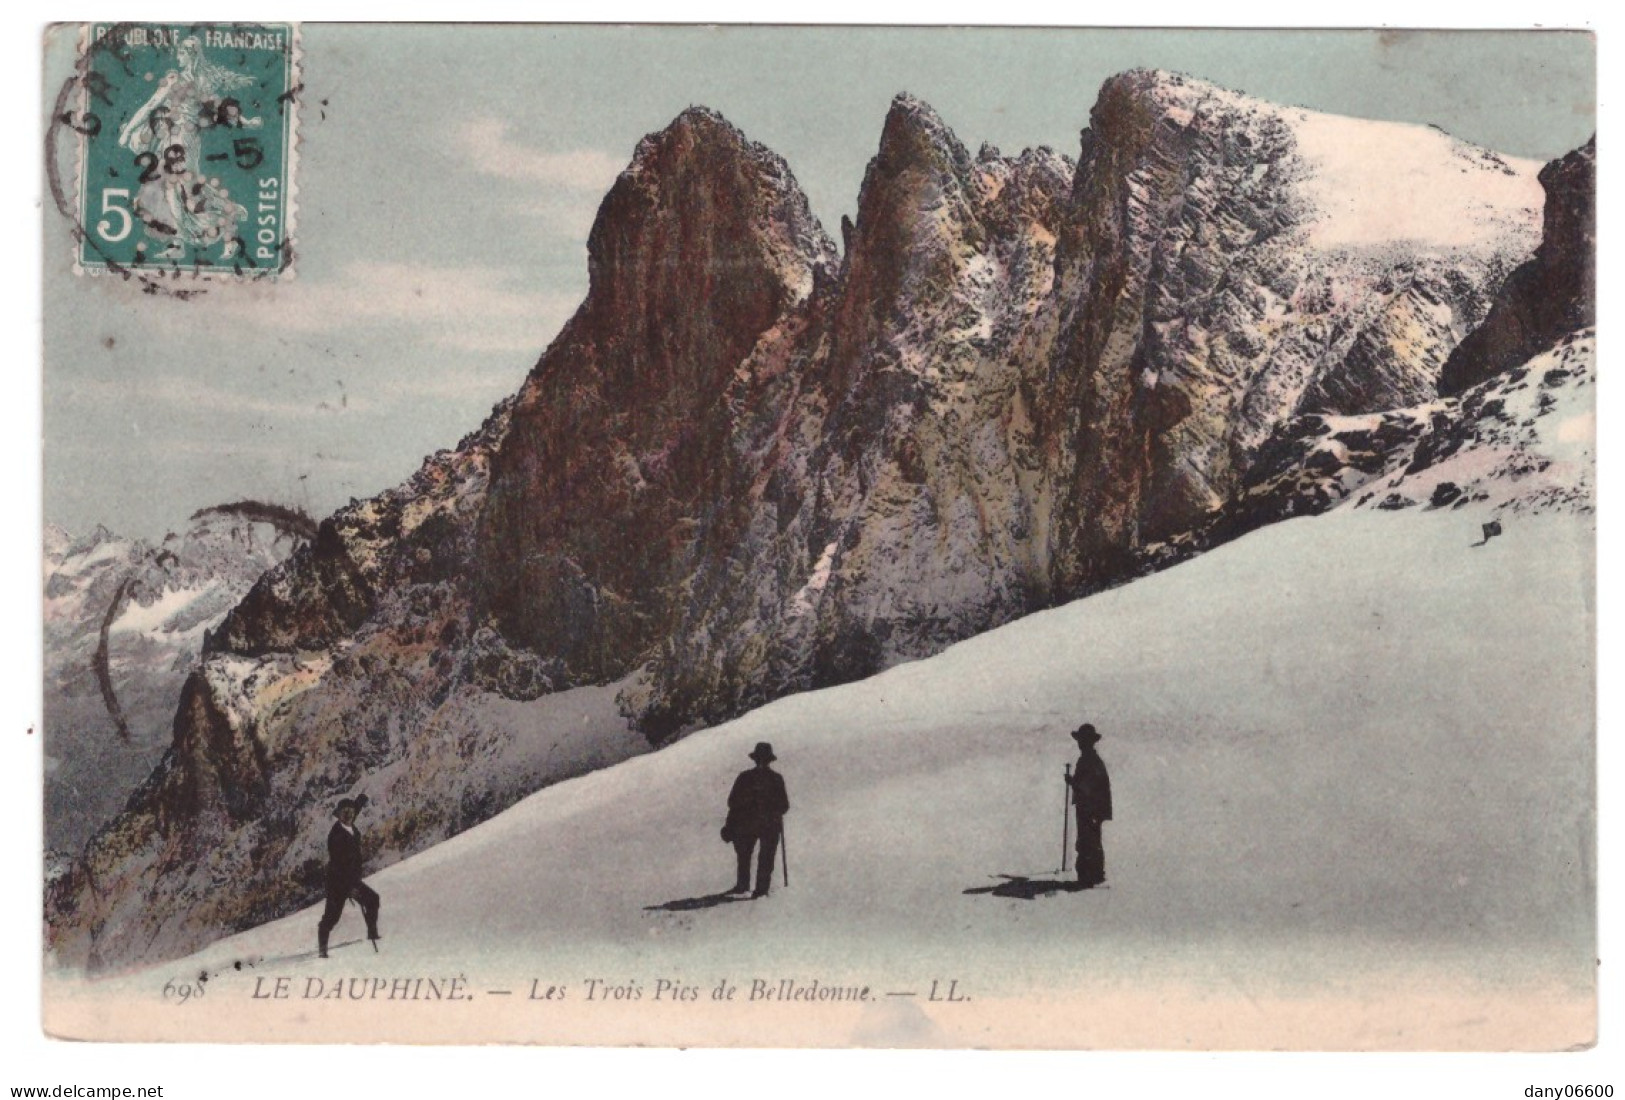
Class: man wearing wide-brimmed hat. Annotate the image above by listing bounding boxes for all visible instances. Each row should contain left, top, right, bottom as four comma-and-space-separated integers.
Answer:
1067, 724, 1113, 888
721, 742, 790, 898
317, 794, 381, 958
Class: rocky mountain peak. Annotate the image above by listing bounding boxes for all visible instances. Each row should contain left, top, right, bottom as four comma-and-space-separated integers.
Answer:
1042, 67, 1542, 593
851, 92, 978, 244
44, 522, 74, 563
1541, 135, 1595, 255
1097, 66, 1218, 106
830, 93, 989, 379
477, 106, 837, 677
872, 92, 974, 181
620, 105, 754, 179
1085, 68, 1252, 140
638, 104, 733, 148
617, 106, 809, 224
589, 106, 836, 313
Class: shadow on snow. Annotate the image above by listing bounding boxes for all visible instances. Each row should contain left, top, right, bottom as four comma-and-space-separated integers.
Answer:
644, 892, 751, 912
962, 874, 1102, 900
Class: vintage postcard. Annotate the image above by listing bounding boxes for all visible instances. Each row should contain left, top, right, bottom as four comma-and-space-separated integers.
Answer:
38, 23, 1596, 1053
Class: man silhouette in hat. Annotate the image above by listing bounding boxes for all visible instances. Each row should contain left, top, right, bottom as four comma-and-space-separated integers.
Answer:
722, 743, 790, 898
318, 795, 381, 957
1068, 725, 1113, 888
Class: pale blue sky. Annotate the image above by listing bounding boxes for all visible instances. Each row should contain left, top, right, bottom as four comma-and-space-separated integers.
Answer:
43, 25, 1595, 539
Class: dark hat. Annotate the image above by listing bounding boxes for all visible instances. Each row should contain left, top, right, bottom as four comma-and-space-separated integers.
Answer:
333, 794, 369, 817
749, 742, 777, 763
1071, 723, 1101, 746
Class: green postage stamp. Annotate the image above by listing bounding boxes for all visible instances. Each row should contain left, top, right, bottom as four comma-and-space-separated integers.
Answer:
63, 23, 298, 278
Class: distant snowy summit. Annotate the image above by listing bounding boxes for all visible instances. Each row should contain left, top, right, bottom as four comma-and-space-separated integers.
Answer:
48, 69, 1593, 975
1104, 69, 1541, 253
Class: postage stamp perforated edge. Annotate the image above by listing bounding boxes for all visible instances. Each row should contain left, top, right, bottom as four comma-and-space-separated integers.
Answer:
69, 21, 303, 282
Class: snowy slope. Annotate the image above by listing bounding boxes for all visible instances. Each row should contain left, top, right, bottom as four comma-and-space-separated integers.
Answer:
47, 496, 1593, 1049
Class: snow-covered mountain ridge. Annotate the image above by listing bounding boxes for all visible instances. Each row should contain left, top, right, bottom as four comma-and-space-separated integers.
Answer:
47, 69, 1589, 974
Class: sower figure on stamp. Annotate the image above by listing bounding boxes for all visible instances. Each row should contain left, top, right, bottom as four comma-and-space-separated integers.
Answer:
116, 36, 257, 260
318, 795, 381, 957
1068, 724, 1113, 888
721, 743, 789, 899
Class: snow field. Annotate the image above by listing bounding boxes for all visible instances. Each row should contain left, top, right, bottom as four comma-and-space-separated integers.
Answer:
48, 502, 1594, 1047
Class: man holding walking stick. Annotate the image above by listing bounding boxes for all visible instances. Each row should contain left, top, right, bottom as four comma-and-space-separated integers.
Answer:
318, 794, 381, 957
721, 742, 790, 899
1066, 724, 1113, 888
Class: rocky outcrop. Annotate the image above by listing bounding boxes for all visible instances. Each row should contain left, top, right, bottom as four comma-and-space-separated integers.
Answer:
1141, 327, 1595, 577
210, 402, 514, 657
43, 516, 293, 858
475, 109, 837, 684
1440, 137, 1595, 395
50, 72, 1559, 972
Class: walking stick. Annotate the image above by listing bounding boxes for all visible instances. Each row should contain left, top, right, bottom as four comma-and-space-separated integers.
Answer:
344, 896, 379, 951
1061, 764, 1072, 874
781, 823, 790, 888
